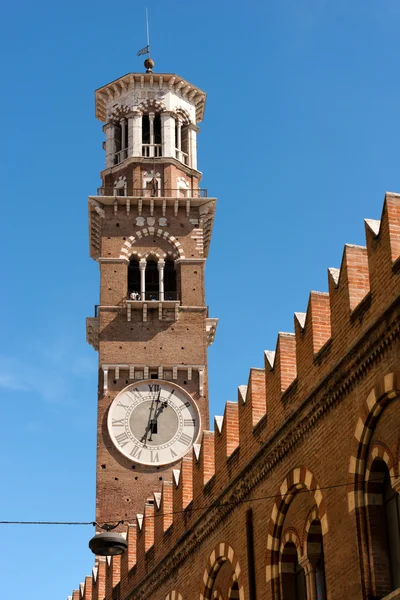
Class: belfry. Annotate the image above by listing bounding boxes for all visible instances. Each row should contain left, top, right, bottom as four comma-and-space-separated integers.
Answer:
86, 59, 218, 525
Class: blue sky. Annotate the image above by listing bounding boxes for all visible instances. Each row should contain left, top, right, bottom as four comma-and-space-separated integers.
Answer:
1, 0, 399, 597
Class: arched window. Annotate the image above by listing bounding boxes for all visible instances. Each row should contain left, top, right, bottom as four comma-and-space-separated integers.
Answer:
367, 458, 400, 596
281, 541, 306, 600
128, 258, 140, 297
181, 125, 189, 165
154, 114, 161, 145
175, 119, 189, 165
307, 519, 327, 600
164, 260, 177, 300
142, 114, 150, 145
114, 119, 128, 165
145, 260, 159, 300
142, 113, 162, 158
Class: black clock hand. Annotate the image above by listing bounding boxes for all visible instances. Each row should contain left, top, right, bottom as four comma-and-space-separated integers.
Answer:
141, 392, 157, 445
148, 389, 162, 441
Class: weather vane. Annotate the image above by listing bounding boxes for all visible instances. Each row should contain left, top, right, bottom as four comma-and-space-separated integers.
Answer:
137, 8, 154, 73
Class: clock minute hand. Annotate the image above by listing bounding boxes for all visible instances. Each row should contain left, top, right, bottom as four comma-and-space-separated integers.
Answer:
148, 389, 162, 442
141, 392, 157, 445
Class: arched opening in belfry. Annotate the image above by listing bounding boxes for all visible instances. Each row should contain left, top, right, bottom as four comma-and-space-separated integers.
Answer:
281, 541, 306, 600
128, 258, 140, 297
145, 260, 159, 300
142, 114, 150, 145
154, 114, 161, 145
181, 125, 189, 164
142, 113, 162, 158
367, 457, 400, 597
164, 260, 177, 300
113, 120, 128, 165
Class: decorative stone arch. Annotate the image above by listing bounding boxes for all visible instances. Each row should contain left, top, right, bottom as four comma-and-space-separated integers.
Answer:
165, 592, 183, 600
119, 228, 185, 262
143, 251, 166, 261
228, 581, 240, 600
302, 505, 320, 553
265, 467, 328, 598
279, 529, 302, 562
110, 104, 130, 121
347, 367, 400, 597
200, 542, 245, 600
137, 98, 166, 114
127, 250, 142, 260
365, 442, 396, 486
347, 369, 400, 512
174, 106, 192, 125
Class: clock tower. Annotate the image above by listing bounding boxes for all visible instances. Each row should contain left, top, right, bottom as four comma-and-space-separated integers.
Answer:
86, 59, 217, 526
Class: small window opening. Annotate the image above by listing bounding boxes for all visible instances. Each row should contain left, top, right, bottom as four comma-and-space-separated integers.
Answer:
142, 115, 150, 144
367, 458, 400, 596
128, 257, 140, 298
164, 259, 177, 301
113, 120, 128, 165
181, 125, 189, 161
307, 520, 327, 600
154, 114, 161, 144
281, 541, 306, 600
145, 260, 159, 300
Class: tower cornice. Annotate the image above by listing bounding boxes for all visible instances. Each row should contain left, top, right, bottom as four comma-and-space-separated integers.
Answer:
100, 155, 203, 180
95, 72, 207, 123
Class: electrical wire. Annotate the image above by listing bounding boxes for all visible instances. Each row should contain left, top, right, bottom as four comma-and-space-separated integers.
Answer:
0, 476, 394, 526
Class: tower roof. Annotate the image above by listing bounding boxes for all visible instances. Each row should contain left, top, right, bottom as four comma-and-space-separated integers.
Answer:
95, 72, 207, 123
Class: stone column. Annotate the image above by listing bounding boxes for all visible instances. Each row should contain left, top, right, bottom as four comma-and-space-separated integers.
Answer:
120, 118, 126, 159
149, 112, 155, 157
299, 557, 316, 600
188, 126, 197, 170
176, 120, 182, 162
158, 259, 165, 301
161, 112, 175, 158
139, 259, 146, 300
104, 123, 115, 169
129, 113, 142, 158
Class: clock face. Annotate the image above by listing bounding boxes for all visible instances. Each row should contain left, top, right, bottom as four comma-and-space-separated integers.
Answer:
107, 380, 200, 467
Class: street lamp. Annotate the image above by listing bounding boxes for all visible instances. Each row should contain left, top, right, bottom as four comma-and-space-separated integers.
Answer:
89, 521, 127, 556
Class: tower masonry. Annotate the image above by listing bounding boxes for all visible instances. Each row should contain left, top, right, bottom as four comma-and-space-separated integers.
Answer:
86, 65, 218, 525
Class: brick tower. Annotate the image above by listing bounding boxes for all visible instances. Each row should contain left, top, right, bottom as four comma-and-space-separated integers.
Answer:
86, 60, 217, 526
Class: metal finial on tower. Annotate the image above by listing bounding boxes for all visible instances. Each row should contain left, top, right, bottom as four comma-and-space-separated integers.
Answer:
137, 8, 154, 73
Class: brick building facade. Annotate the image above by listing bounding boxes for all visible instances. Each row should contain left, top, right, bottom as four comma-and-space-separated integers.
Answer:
70, 65, 400, 600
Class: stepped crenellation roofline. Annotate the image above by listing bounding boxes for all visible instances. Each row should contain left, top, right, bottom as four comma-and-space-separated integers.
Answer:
95, 72, 207, 123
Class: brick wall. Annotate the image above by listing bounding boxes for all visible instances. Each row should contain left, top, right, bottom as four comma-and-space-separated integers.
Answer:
72, 194, 400, 600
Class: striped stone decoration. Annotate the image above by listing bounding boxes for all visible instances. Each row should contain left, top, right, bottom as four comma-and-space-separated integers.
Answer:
347, 369, 400, 513
279, 529, 301, 574
119, 229, 185, 262
200, 542, 245, 600
265, 467, 328, 597
228, 582, 240, 599
303, 506, 319, 542
165, 592, 183, 600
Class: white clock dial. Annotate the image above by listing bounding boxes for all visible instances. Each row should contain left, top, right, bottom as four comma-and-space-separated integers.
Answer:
107, 380, 200, 467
